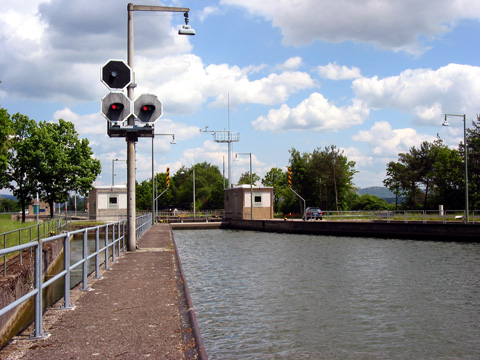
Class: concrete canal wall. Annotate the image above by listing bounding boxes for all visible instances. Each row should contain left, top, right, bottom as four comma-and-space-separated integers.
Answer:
224, 219, 480, 242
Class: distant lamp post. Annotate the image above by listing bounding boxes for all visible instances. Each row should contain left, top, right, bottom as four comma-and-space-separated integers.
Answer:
151, 133, 175, 222
181, 166, 196, 219
112, 158, 126, 186
443, 113, 469, 224
235, 152, 253, 220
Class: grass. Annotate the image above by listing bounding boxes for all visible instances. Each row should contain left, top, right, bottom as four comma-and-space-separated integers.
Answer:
0, 214, 34, 235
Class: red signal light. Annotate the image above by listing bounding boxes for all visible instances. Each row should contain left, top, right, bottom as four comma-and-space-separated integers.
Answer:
111, 104, 118, 110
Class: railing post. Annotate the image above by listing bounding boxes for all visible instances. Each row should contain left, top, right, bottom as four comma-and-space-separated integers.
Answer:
62, 233, 73, 309
117, 222, 121, 256
105, 224, 109, 270
82, 230, 90, 291
94, 227, 102, 279
33, 239, 43, 338
3, 234, 6, 276
112, 225, 116, 263
19, 230, 22, 265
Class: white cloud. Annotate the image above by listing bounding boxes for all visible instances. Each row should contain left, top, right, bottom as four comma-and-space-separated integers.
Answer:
317, 62, 362, 80
352, 121, 436, 157
277, 56, 303, 71
199, 6, 221, 22
352, 64, 480, 124
135, 54, 315, 114
221, 0, 480, 52
252, 93, 369, 133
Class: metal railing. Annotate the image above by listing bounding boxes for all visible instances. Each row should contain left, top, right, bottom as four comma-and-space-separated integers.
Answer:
0, 216, 155, 340
136, 213, 153, 240
1, 218, 69, 276
313, 210, 480, 223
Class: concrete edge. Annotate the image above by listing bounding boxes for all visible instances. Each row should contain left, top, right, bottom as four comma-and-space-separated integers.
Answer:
171, 225, 208, 360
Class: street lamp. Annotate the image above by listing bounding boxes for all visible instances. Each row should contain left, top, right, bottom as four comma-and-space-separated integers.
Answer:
181, 166, 196, 219
125, 3, 195, 250
443, 113, 469, 224
112, 158, 126, 186
151, 133, 175, 222
235, 152, 253, 220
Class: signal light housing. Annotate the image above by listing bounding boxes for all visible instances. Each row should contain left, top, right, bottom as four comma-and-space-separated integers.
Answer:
101, 92, 132, 124
134, 94, 163, 125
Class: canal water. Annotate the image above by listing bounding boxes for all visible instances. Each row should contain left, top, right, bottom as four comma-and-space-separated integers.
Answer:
174, 229, 480, 360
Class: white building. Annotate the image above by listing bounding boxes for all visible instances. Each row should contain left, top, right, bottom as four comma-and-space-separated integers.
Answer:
88, 185, 127, 221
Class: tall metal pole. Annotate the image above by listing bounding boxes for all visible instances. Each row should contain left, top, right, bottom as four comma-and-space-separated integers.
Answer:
193, 166, 196, 219
126, 3, 136, 251
152, 135, 155, 224
249, 153, 253, 219
444, 113, 469, 224
463, 114, 469, 224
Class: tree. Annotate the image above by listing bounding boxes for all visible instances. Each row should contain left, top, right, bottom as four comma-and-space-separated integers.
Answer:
464, 115, 480, 210
288, 146, 357, 212
351, 194, 389, 210
5, 113, 39, 222
0, 108, 13, 189
31, 119, 101, 217
383, 138, 463, 210
171, 162, 224, 210
237, 171, 260, 185
262, 167, 287, 213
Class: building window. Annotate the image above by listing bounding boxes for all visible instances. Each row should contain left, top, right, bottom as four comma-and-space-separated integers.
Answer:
108, 195, 119, 209
254, 195, 262, 205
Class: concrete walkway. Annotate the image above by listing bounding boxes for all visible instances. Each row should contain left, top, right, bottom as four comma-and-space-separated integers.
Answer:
3, 224, 203, 360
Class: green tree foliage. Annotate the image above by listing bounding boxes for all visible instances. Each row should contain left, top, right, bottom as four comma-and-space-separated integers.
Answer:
2, 111, 101, 221
351, 193, 389, 210
261, 167, 289, 213
5, 113, 39, 222
237, 171, 260, 185
0, 108, 13, 188
383, 138, 463, 210
464, 115, 480, 209
31, 119, 101, 217
288, 146, 357, 212
0, 197, 20, 212
136, 172, 175, 211
141, 162, 223, 211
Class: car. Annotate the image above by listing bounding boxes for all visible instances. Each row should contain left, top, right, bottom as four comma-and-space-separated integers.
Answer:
303, 207, 323, 220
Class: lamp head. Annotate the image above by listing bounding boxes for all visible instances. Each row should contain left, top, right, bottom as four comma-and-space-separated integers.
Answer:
442, 115, 449, 126
178, 12, 195, 35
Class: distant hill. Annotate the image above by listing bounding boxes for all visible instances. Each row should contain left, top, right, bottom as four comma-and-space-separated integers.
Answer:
357, 186, 395, 199
0, 194, 17, 201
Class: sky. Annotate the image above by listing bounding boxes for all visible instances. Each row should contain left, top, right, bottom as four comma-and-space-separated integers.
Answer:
1, 0, 480, 194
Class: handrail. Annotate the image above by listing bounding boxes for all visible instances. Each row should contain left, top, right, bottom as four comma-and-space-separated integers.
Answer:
1, 218, 69, 276
0, 217, 150, 340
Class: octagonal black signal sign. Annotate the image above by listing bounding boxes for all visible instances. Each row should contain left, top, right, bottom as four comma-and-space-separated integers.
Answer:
101, 60, 132, 90
101, 92, 132, 123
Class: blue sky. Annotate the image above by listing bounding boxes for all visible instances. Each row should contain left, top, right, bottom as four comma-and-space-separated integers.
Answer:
1, 0, 480, 194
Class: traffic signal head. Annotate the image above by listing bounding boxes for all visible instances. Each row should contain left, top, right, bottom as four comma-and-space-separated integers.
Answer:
134, 94, 163, 125
101, 92, 132, 123
101, 60, 132, 90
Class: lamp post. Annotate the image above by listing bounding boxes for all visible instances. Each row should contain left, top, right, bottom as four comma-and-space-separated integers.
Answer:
443, 113, 469, 224
126, 3, 194, 250
200, 127, 240, 188
235, 152, 253, 220
181, 166, 196, 219
112, 158, 126, 186
151, 133, 175, 223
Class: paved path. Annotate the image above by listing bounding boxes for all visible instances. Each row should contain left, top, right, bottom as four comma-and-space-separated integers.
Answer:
3, 224, 200, 360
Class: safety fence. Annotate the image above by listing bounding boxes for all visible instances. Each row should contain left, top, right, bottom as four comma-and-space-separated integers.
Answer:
0, 214, 152, 340
317, 210, 480, 223
1, 218, 69, 276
